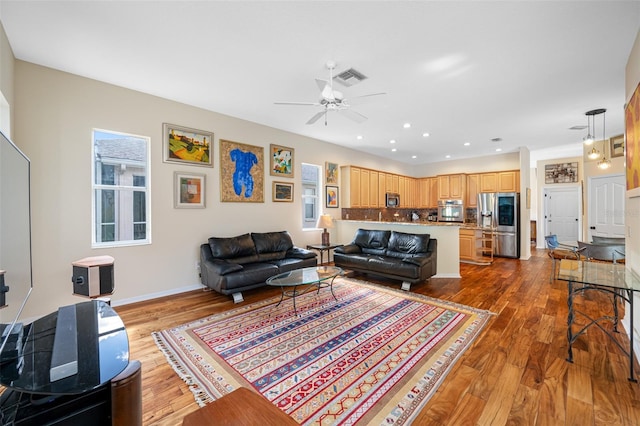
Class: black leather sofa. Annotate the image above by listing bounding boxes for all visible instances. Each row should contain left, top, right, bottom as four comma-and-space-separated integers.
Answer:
200, 231, 317, 302
333, 228, 437, 291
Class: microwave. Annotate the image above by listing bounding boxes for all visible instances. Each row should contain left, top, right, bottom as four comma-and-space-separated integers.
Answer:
385, 193, 400, 208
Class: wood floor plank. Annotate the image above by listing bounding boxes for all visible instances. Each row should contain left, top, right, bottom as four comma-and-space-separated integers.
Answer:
112, 249, 640, 425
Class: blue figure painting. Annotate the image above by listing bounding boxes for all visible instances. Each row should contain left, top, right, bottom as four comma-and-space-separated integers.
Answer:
230, 148, 258, 198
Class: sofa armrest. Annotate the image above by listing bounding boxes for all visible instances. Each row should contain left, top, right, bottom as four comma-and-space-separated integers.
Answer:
334, 244, 361, 254
287, 246, 317, 260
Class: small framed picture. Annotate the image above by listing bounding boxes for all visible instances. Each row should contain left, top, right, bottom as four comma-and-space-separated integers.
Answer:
269, 144, 294, 178
272, 181, 294, 202
325, 162, 339, 184
326, 185, 339, 208
163, 123, 213, 167
610, 134, 624, 158
174, 172, 206, 208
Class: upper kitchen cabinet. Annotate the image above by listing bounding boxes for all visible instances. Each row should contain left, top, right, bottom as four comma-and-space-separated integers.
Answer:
480, 170, 520, 193
467, 174, 479, 207
438, 174, 466, 200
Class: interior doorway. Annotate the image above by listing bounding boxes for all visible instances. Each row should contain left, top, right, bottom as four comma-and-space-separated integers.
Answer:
588, 174, 625, 239
543, 186, 581, 244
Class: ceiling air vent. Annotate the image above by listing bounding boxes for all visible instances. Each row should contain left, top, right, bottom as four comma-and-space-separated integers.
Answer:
333, 68, 368, 87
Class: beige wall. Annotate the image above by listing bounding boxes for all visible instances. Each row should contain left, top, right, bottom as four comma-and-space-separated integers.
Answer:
11, 61, 414, 317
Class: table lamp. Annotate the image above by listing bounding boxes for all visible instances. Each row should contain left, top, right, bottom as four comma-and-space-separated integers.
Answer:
316, 214, 333, 246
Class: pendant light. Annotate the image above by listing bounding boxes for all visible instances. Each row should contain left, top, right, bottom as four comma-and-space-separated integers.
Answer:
583, 112, 595, 145
597, 109, 611, 169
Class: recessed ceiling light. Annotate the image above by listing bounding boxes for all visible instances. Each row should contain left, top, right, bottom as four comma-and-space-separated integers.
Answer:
391, 148, 397, 152
463, 142, 471, 146
422, 132, 430, 137
445, 155, 451, 159
403, 123, 411, 129
356, 135, 363, 140
390, 139, 396, 144
411, 155, 417, 159
496, 148, 502, 152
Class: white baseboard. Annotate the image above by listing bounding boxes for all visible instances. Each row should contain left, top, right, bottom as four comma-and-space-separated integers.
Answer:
110, 283, 204, 307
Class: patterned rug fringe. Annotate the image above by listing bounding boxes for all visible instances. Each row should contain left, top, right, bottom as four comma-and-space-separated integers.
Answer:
152, 331, 211, 407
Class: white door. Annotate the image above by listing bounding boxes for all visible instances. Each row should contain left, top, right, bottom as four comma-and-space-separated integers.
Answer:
544, 187, 581, 244
588, 174, 625, 239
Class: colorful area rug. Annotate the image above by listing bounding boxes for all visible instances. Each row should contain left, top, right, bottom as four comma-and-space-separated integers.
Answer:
153, 278, 493, 425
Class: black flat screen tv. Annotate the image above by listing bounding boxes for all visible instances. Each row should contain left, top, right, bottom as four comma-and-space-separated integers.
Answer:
0, 130, 33, 354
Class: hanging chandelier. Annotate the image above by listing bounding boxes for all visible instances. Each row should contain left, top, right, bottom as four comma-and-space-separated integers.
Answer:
597, 110, 611, 169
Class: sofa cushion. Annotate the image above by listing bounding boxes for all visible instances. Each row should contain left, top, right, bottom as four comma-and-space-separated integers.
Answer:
386, 231, 430, 259
353, 229, 390, 255
209, 233, 258, 264
252, 232, 294, 261
221, 262, 279, 290
367, 256, 419, 279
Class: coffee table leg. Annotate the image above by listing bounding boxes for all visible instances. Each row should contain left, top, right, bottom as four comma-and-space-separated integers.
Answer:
329, 276, 338, 302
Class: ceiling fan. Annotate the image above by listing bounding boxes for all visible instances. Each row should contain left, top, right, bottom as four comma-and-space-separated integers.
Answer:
274, 60, 386, 125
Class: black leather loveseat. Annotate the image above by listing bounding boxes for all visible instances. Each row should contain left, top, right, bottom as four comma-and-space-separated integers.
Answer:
200, 231, 317, 303
333, 228, 437, 291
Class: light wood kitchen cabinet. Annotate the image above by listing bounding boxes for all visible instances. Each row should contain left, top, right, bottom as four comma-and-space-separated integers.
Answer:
360, 168, 370, 207
479, 170, 520, 193
438, 174, 466, 200
480, 173, 497, 192
370, 170, 379, 207
418, 178, 430, 208
459, 229, 476, 261
497, 170, 520, 192
429, 178, 438, 208
378, 172, 386, 207
467, 174, 479, 207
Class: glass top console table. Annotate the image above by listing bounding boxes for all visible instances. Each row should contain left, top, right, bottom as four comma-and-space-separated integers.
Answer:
557, 259, 640, 382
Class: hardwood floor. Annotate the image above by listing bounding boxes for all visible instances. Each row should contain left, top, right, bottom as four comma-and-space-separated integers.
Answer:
115, 249, 640, 425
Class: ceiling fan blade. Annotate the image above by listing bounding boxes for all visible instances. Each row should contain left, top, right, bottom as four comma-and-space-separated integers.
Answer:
274, 101, 320, 106
340, 109, 368, 123
348, 92, 387, 101
306, 110, 326, 125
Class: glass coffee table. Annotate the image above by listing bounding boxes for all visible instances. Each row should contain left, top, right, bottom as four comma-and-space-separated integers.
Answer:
266, 266, 342, 316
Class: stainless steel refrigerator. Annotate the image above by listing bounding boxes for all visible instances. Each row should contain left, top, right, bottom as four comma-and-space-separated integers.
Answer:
477, 192, 520, 258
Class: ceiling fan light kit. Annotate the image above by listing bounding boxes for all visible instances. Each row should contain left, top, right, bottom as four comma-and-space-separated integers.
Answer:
274, 60, 385, 126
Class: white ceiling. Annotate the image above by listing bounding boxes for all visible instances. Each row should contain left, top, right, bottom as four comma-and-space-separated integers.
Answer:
1, 1, 639, 165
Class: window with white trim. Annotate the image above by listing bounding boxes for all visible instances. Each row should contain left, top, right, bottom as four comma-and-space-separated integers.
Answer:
92, 129, 150, 247
301, 163, 321, 229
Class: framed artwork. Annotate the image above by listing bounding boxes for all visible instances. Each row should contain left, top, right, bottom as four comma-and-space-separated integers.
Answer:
269, 144, 294, 178
220, 139, 264, 202
174, 172, 205, 208
326, 162, 339, 184
544, 162, 578, 184
625, 82, 640, 194
326, 185, 339, 208
610, 134, 624, 158
163, 123, 213, 167
272, 181, 294, 202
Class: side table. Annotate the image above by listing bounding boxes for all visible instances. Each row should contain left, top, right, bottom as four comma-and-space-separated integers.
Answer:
306, 244, 342, 265
182, 387, 297, 426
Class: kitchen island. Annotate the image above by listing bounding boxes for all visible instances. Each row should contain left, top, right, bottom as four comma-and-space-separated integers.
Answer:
335, 220, 461, 278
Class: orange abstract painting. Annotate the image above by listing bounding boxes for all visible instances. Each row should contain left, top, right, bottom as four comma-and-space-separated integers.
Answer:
626, 82, 640, 191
